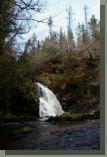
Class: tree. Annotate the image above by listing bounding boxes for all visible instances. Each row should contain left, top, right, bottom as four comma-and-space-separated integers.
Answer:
67, 29, 75, 50
24, 33, 37, 53
83, 5, 89, 28
88, 15, 100, 57
77, 23, 90, 49
48, 16, 53, 38
42, 31, 59, 53
59, 28, 67, 49
77, 22, 82, 48
81, 24, 89, 45
66, 6, 75, 50
0, 0, 16, 53
0, 0, 45, 54
88, 15, 100, 42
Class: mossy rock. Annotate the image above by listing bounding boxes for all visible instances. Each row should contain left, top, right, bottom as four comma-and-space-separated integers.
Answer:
47, 110, 100, 123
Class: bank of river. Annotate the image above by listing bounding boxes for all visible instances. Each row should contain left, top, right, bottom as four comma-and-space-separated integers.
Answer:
0, 119, 100, 150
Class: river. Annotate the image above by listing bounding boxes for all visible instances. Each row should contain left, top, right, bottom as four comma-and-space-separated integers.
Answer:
0, 119, 100, 150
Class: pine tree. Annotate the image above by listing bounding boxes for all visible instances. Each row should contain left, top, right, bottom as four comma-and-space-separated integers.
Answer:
88, 15, 100, 56
77, 23, 90, 49
59, 28, 67, 49
88, 15, 100, 42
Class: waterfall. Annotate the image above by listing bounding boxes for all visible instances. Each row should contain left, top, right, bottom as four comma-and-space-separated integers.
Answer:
36, 82, 64, 118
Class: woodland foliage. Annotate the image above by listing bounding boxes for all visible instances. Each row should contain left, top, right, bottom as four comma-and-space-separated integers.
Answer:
0, 1, 100, 122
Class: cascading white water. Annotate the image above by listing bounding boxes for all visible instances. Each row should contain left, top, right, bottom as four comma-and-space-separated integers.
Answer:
36, 82, 64, 118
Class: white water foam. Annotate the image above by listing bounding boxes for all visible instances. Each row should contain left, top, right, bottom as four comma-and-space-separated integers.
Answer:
36, 82, 64, 118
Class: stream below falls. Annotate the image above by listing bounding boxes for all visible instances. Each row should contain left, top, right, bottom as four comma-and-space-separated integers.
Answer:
0, 119, 100, 150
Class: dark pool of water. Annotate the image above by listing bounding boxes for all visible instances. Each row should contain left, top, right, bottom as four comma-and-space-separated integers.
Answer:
0, 119, 100, 150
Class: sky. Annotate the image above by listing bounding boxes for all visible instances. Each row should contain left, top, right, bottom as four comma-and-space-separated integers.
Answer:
22, 0, 100, 43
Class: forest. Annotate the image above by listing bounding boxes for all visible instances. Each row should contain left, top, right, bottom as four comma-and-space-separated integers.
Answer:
0, 0, 100, 123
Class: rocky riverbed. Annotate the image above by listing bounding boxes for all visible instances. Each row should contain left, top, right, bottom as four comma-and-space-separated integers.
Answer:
0, 119, 100, 150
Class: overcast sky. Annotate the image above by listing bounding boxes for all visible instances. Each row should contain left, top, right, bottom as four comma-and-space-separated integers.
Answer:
22, 0, 100, 42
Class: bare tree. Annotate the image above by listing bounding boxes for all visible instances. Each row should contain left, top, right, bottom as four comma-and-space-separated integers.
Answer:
0, 0, 46, 53
66, 6, 75, 50
48, 16, 53, 38
83, 5, 89, 28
